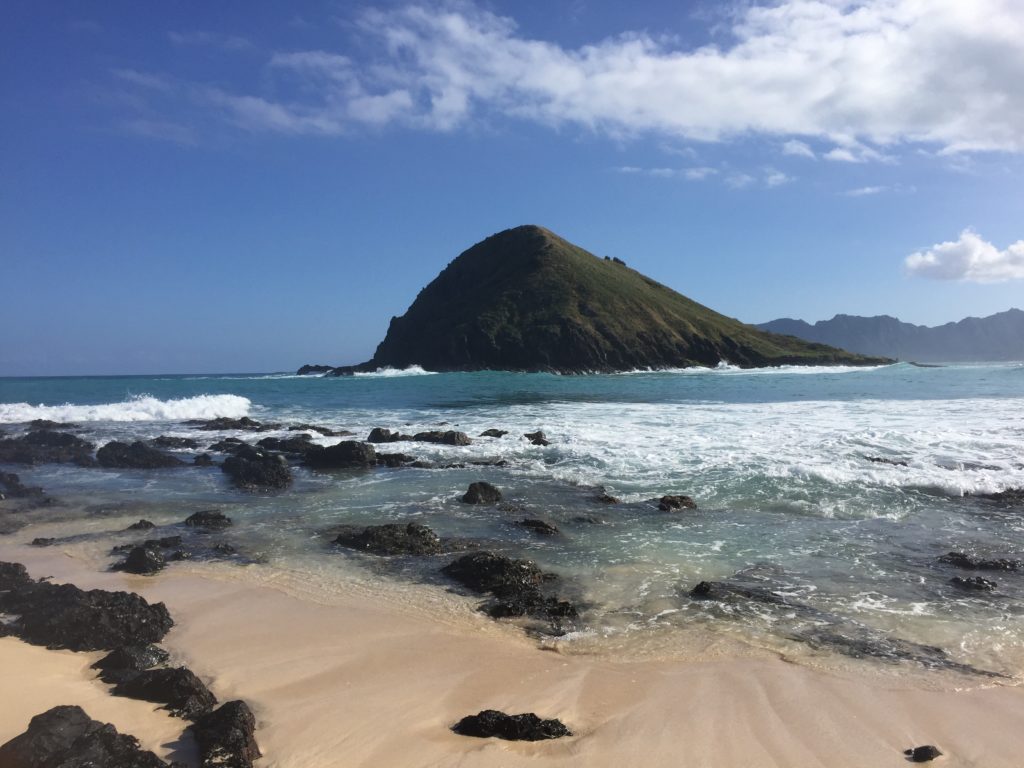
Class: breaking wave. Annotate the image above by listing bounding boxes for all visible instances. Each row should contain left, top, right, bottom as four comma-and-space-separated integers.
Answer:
0, 394, 251, 423
353, 365, 437, 378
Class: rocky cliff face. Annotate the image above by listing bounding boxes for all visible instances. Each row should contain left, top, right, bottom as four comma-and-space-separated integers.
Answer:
304, 225, 889, 374
758, 309, 1024, 363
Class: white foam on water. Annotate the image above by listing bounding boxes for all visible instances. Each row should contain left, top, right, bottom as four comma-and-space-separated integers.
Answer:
353, 365, 437, 378
617, 362, 891, 376
0, 394, 252, 423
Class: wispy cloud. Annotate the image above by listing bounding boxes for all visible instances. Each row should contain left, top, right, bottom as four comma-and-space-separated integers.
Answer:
846, 185, 887, 196
905, 229, 1024, 282
764, 168, 792, 187
615, 166, 717, 181
122, 119, 197, 146
116, 0, 1024, 156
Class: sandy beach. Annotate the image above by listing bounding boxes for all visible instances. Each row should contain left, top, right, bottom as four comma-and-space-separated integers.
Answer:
3, 531, 1024, 768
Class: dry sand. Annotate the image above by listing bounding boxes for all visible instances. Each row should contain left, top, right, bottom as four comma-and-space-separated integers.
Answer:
2, 537, 1023, 767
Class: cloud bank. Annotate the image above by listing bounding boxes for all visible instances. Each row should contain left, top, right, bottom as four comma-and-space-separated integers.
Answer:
905, 230, 1024, 282
115, 0, 1024, 160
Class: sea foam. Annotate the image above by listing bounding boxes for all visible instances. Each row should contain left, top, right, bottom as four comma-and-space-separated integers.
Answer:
0, 393, 251, 423
353, 365, 437, 378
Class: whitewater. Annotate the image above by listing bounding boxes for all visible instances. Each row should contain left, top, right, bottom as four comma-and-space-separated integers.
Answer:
2, 362, 1023, 678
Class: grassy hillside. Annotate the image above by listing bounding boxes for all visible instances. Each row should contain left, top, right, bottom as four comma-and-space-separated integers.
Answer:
368, 225, 889, 372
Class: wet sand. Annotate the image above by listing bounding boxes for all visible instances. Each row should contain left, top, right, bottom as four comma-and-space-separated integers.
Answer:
2, 535, 1024, 767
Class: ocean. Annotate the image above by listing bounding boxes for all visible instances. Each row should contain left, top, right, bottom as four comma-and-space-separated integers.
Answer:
2, 362, 1023, 680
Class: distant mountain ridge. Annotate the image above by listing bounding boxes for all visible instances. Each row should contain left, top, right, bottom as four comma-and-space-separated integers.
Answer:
758, 309, 1024, 363
300, 225, 888, 375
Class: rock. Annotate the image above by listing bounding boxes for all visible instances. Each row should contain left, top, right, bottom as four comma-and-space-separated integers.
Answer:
461, 481, 502, 504
864, 455, 909, 467
97, 441, 185, 469
519, 519, 560, 535
187, 700, 261, 768
0, 565, 173, 651
0, 430, 95, 466
126, 519, 156, 531
296, 364, 333, 375
112, 666, 217, 719
938, 551, 1022, 571
153, 435, 200, 449
208, 437, 247, 454
190, 417, 272, 432
524, 430, 550, 446
289, 423, 352, 437
0, 705, 169, 768
594, 492, 619, 504
256, 435, 317, 455
412, 430, 472, 446
977, 488, 1024, 504
185, 511, 232, 530
451, 710, 571, 741
442, 552, 545, 596
479, 429, 508, 438
377, 452, 416, 467
194, 453, 216, 467
334, 522, 443, 556
113, 546, 166, 576
657, 495, 697, 511
950, 576, 996, 591
92, 644, 171, 684
112, 536, 182, 554
0, 472, 45, 498
303, 441, 377, 469
905, 745, 943, 762
30, 538, 56, 547
222, 446, 293, 490
367, 427, 410, 443
27, 419, 71, 430
211, 542, 236, 556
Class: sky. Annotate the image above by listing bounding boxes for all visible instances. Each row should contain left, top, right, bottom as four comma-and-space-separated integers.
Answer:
2, 0, 1023, 376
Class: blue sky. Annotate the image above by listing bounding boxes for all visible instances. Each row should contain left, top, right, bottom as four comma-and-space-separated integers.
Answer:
2, 0, 1023, 375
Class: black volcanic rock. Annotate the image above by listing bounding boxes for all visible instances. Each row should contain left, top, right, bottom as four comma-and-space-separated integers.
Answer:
524, 430, 550, 446
480, 429, 508, 438
297, 364, 333, 375
452, 710, 571, 741
334, 522, 443, 556
113, 546, 166, 575
0, 705, 169, 768
0, 472, 45, 499
518, 518, 559, 535
0, 430, 95, 466
97, 441, 185, 469
461, 481, 502, 504
950, 576, 996, 591
305, 225, 885, 375
92, 644, 170, 685
938, 551, 1022, 571
759, 309, 1024, 363
657, 494, 697, 511
905, 745, 943, 762
412, 430, 472, 445
153, 435, 200, 449
188, 700, 261, 768
185, 510, 232, 530
303, 441, 377, 469
222, 446, 293, 490
112, 667, 217, 719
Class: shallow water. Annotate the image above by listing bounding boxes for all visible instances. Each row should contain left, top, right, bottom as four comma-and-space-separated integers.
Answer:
2, 362, 1023, 678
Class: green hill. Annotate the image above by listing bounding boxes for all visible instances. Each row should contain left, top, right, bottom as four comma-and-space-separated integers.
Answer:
308, 225, 890, 374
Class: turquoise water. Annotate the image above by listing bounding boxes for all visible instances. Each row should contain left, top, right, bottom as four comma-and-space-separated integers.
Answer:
2, 362, 1023, 675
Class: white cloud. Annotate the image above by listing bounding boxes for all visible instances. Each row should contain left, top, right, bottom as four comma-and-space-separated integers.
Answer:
782, 140, 815, 159
764, 168, 792, 187
845, 185, 886, 196
905, 229, 1024, 282
122, 119, 197, 145
683, 166, 717, 180
726, 173, 755, 189
614, 166, 717, 180
124, 1, 1024, 154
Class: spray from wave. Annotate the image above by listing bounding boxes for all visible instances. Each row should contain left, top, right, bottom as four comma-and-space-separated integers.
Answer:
353, 365, 437, 378
0, 394, 251, 423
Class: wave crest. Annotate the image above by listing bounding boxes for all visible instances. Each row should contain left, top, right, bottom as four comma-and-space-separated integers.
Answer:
0, 394, 251, 423
353, 365, 437, 378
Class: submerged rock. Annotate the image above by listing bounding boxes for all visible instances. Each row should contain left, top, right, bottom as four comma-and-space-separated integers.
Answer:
376, 452, 416, 467
185, 511, 232, 530
657, 494, 697, 511
303, 441, 378, 469
208, 437, 247, 454
0, 564, 173, 651
594, 492, 619, 504
188, 700, 261, 768
524, 430, 550, 446
451, 710, 571, 741
126, 519, 156, 531
289, 423, 352, 437
442, 552, 578, 622
367, 427, 410, 443
27, 419, 73, 430
256, 435, 317, 456
905, 745, 943, 762
950, 576, 996, 591
0, 472, 45, 499
518, 519, 560, 535
864, 455, 909, 467
191, 416, 273, 432
938, 551, 1022, 571
461, 481, 502, 504
97, 441, 184, 469
480, 429, 508, 438
0, 705, 169, 768
152, 435, 200, 449
194, 453, 216, 467
976, 488, 1024, 504
222, 446, 293, 490
112, 667, 217, 719
334, 522, 444, 556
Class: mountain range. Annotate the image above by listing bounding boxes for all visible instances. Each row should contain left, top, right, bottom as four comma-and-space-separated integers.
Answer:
758, 309, 1024, 363
300, 225, 887, 375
